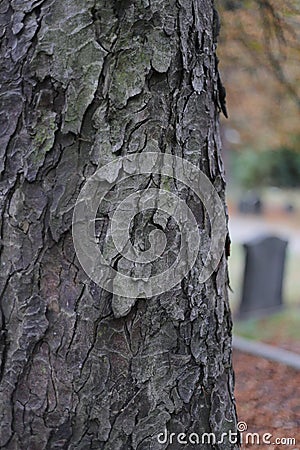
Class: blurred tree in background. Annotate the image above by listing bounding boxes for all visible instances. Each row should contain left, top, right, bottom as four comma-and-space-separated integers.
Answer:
232, 147, 300, 188
216, 0, 300, 162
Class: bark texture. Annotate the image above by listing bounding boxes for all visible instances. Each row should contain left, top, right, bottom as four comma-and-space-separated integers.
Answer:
0, 0, 238, 448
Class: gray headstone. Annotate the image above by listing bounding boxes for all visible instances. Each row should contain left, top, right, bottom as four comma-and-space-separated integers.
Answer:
238, 235, 288, 319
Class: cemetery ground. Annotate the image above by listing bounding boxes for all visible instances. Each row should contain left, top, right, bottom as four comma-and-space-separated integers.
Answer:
228, 189, 300, 449
233, 350, 300, 450
232, 310, 299, 450
232, 300, 300, 450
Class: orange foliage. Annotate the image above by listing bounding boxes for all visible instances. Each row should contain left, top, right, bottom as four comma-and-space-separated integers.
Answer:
216, 0, 300, 151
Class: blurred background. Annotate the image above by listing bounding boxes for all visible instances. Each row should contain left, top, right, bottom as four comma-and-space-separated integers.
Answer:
216, 2, 300, 443
215, 0, 300, 345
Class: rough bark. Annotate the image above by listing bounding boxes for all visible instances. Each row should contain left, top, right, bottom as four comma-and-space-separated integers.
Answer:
0, 0, 238, 449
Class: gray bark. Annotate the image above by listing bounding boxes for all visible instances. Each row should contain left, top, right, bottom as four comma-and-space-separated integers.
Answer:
0, 0, 238, 448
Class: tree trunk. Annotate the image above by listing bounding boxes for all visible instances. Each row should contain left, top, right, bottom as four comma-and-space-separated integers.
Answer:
0, 0, 238, 448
